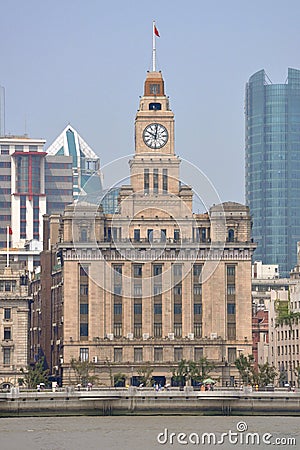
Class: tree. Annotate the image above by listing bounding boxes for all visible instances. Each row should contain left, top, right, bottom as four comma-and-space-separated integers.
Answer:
172, 359, 189, 386
234, 354, 255, 385
196, 357, 215, 382
256, 362, 277, 387
20, 357, 49, 389
70, 357, 98, 386
137, 363, 154, 387
294, 366, 300, 387
235, 354, 277, 387
172, 358, 215, 387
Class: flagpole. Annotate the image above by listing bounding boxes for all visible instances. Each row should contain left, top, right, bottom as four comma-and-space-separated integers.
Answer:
6, 225, 9, 267
152, 20, 156, 72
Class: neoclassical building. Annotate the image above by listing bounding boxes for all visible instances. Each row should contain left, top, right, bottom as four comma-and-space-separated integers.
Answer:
36, 68, 255, 386
0, 264, 30, 387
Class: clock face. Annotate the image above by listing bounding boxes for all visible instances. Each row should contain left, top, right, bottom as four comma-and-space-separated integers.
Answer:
143, 123, 168, 149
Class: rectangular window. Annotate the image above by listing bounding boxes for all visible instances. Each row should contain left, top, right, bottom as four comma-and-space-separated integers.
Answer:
134, 347, 143, 363
228, 347, 237, 363
153, 168, 159, 193
227, 266, 235, 277
114, 303, 122, 315
3, 348, 10, 365
227, 324, 236, 340
80, 323, 88, 337
4, 327, 11, 340
173, 265, 182, 277
193, 264, 202, 277
174, 229, 180, 242
174, 323, 182, 337
154, 303, 162, 315
144, 169, 149, 193
154, 323, 162, 337
6, 281, 16, 292
80, 304, 88, 315
163, 169, 168, 193
160, 229, 166, 242
227, 303, 236, 314
147, 229, 153, 242
80, 265, 89, 277
227, 284, 235, 295
79, 348, 89, 362
193, 284, 202, 296
174, 347, 183, 362
114, 285, 122, 295
174, 303, 182, 315
4, 308, 11, 320
134, 302, 142, 315
153, 264, 162, 276
133, 229, 140, 242
80, 284, 88, 296
194, 323, 202, 337
134, 285, 142, 297
114, 323, 122, 338
194, 347, 203, 361
114, 347, 123, 362
153, 285, 162, 295
194, 303, 202, 315
154, 347, 163, 362
134, 323, 142, 338
174, 285, 182, 296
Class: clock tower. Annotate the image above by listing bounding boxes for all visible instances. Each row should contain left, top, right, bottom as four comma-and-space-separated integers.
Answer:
129, 70, 182, 197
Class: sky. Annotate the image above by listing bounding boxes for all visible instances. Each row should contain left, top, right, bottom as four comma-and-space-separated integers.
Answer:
1, 0, 300, 204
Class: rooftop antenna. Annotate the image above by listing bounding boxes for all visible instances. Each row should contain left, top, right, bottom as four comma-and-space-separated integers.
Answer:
0, 86, 6, 136
152, 20, 160, 72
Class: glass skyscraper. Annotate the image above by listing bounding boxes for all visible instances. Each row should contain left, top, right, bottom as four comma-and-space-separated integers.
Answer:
245, 68, 300, 276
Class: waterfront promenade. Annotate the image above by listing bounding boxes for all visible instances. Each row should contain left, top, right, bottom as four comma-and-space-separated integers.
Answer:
1, 387, 300, 416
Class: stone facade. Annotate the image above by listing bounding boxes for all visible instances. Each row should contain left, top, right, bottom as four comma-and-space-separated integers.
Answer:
0, 264, 31, 387
268, 246, 300, 387
37, 69, 255, 387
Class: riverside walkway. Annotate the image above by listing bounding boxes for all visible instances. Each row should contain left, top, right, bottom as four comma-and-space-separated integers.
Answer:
1, 387, 300, 416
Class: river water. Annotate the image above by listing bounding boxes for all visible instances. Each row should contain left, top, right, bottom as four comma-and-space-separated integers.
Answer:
0, 416, 299, 450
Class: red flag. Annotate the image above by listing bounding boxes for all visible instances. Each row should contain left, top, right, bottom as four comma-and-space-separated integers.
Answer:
154, 25, 160, 37
8, 226, 12, 235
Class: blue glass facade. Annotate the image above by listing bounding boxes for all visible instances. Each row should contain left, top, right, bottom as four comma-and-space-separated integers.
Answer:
245, 68, 300, 276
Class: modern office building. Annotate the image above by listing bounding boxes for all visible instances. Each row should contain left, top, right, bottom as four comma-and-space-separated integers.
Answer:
0, 135, 73, 270
0, 125, 103, 270
46, 124, 102, 201
34, 67, 256, 387
245, 68, 300, 277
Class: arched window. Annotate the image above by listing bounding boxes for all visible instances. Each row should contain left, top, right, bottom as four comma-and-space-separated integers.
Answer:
228, 229, 234, 242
